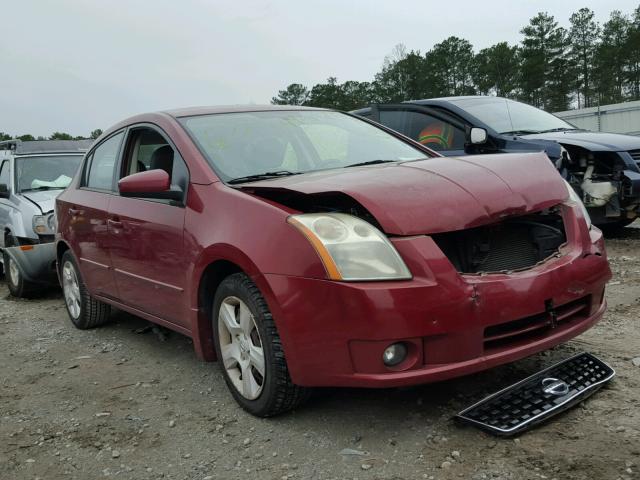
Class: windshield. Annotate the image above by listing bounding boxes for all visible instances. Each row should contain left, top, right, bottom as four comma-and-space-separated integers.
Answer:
16, 155, 83, 192
450, 97, 576, 135
179, 110, 427, 182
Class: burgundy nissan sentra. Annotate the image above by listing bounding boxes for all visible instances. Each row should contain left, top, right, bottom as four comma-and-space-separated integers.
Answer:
55, 106, 611, 416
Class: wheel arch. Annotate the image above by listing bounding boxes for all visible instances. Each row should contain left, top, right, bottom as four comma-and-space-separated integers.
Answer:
191, 244, 268, 362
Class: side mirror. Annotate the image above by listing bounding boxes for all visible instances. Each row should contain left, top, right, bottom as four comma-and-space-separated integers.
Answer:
469, 127, 488, 144
118, 169, 183, 201
0, 183, 9, 199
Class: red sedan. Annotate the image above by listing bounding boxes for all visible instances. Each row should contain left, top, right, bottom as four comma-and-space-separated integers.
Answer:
55, 106, 611, 416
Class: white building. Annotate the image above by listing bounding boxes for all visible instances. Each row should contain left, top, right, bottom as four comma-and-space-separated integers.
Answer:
555, 100, 640, 136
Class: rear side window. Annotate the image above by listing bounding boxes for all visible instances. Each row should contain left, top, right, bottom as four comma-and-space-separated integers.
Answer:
86, 132, 124, 190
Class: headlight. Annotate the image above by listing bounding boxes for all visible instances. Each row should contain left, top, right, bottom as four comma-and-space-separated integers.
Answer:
32, 213, 56, 235
564, 180, 591, 228
288, 213, 412, 281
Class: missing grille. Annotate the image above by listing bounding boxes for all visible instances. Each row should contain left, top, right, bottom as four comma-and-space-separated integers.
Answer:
432, 208, 566, 274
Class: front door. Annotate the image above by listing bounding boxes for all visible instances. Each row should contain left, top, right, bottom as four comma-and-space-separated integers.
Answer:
107, 126, 190, 328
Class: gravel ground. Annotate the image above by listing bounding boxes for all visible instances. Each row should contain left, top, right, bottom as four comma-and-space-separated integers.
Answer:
1, 225, 639, 480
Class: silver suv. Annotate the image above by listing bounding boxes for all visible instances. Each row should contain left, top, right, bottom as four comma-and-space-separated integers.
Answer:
0, 140, 90, 296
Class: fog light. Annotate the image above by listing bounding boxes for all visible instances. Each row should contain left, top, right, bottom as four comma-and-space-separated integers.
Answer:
382, 342, 408, 366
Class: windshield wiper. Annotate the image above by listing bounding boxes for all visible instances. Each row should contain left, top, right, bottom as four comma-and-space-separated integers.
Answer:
345, 159, 396, 168
537, 127, 581, 133
20, 186, 66, 192
227, 170, 300, 184
499, 129, 542, 136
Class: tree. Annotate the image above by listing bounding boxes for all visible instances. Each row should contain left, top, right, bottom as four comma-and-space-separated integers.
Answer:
568, 8, 600, 107
373, 50, 430, 102
0, 132, 11, 141
426, 37, 477, 97
49, 132, 73, 140
594, 10, 631, 104
17, 134, 35, 141
626, 6, 640, 100
305, 77, 345, 109
473, 42, 520, 97
338, 80, 375, 110
519, 12, 572, 110
90, 129, 103, 139
271, 83, 309, 105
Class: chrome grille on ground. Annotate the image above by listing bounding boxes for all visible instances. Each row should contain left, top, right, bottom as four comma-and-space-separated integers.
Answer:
456, 352, 615, 436
484, 296, 591, 351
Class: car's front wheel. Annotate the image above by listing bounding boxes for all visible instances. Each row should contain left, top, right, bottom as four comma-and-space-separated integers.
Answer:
3, 249, 35, 298
212, 273, 310, 416
60, 251, 111, 329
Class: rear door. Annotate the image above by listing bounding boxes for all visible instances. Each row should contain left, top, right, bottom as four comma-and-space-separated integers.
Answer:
106, 125, 189, 328
370, 105, 468, 156
63, 131, 124, 298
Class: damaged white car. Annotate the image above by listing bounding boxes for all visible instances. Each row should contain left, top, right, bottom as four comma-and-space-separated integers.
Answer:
0, 140, 89, 296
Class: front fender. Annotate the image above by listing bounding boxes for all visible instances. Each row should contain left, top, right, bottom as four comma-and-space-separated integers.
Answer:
2, 243, 57, 284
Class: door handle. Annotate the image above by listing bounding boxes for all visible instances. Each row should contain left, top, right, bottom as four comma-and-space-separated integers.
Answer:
107, 218, 123, 229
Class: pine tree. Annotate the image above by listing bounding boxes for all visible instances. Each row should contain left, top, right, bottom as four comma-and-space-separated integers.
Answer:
271, 84, 310, 105
594, 10, 631, 104
473, 42, 519, 97
519, 12, 572, 110
568, 8, 600, 107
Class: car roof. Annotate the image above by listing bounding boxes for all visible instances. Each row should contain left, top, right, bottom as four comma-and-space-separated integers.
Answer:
351, 96, 507, 114
164, 104, 327, 118
0, 139, 94, 155
410, 96, 508, 105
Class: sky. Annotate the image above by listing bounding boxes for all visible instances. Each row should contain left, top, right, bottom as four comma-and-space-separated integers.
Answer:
1, 0, 638, 137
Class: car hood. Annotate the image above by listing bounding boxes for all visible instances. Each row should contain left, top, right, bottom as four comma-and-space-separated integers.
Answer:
241, 152, 568, 235
521, 130, 640, 152
20, 190, 63, 214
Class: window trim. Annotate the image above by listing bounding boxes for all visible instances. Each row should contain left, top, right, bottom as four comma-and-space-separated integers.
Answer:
80, 129, 126, 194
0, 159, 10, 191
117, 123, 190, 207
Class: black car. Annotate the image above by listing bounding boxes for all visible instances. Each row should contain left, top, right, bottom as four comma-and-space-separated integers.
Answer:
352, 96, 640, 228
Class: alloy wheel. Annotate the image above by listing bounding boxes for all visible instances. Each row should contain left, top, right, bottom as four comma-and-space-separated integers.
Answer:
217, 296, 265, 400
8, 256, 20, 287
62, 261, 81, 319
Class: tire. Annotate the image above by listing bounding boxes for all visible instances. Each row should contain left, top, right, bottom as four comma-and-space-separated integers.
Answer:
212, 273, 310, 417
599, 218, 636, 235
60, 250, 111, 329
3, 243, 36, 298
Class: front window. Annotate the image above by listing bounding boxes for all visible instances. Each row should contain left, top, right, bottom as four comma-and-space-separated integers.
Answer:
179, 111, 428, 183
450, 98, 576, 135
15, 155, 83, 192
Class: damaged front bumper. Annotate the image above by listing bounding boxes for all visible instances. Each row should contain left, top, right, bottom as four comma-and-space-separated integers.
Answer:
2, 242, 58, 285
579, 154, 640, 224
262, 205, 611, 388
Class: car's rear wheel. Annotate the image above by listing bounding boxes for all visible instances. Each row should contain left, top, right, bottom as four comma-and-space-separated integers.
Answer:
212, 273, 310, 416
60, 251, 111, 329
